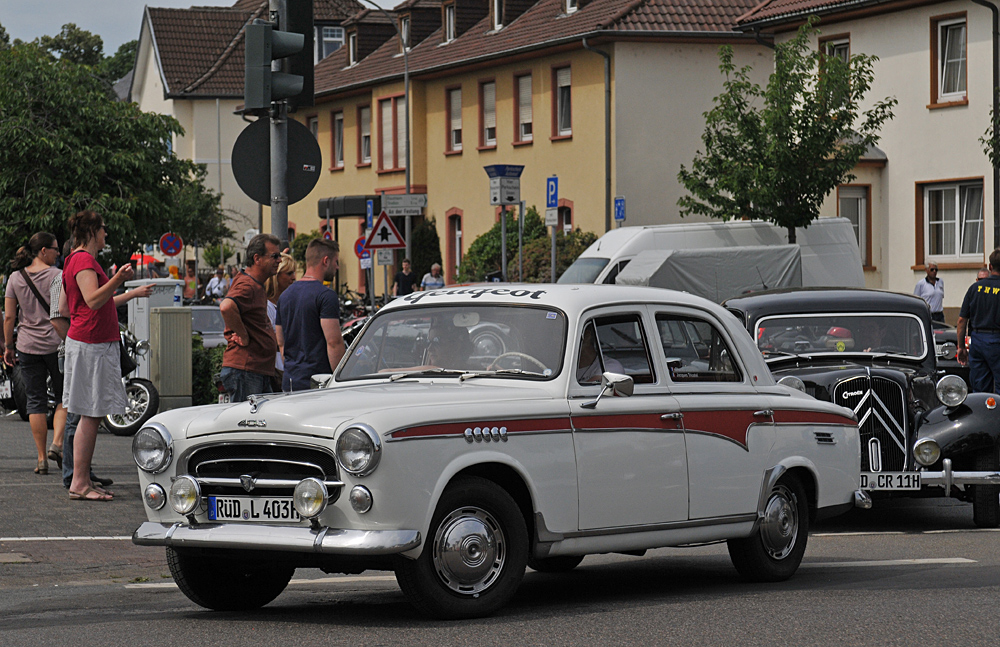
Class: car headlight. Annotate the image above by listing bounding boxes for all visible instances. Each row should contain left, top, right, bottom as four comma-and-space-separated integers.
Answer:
913, 438, 941, 466
168, 475, 201, 515
777, 375, 806, 392
132, 423, 172, 473
336, 424, 382, 477
935, 374, 968, 408
293, 477, 329, 518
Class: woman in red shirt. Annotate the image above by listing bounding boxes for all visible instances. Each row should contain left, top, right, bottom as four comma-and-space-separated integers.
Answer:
62, 211, 152, 501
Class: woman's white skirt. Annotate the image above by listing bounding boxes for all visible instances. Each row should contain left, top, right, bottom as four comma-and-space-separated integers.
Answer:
63, 338, 126, 418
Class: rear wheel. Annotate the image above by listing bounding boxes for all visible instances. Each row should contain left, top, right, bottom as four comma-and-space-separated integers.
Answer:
395, 476, 528, 619
972, 448, 1000, 528
727, 475, 809, 582
167, 548, 294, 611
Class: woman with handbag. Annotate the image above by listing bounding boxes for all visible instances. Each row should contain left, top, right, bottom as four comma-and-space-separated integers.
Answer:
62, 212, 152, 501
3, 232, 66, 475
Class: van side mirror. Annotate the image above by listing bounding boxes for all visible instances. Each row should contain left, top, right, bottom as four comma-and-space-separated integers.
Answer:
581, 372, 634, 409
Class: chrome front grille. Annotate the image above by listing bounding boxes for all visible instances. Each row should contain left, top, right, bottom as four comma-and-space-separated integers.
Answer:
834, 376, 907, 471
186, 444, 342, 498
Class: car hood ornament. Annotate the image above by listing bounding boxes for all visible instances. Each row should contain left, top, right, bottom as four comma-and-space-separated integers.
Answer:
240, 475, 256, 492
247, 394, 268, 414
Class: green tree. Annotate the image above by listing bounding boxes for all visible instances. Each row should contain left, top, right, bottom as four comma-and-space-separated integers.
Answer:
0, 23, 10, 51
203, 242, 237, 269
678, 18, 896, 243
410, 217, 442, 281
36, 23, 103, 66
518, 229, 599, 282
290, 230, 321, 270
457, 207, 549, 282
97, 39, 138, 83
0, 43, 226, 267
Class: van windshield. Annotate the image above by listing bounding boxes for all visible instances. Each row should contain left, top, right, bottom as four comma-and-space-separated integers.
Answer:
557, 258, 609, 284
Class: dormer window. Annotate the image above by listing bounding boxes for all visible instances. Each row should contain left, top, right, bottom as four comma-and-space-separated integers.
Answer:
444, 3, 456, 42
316, 26, 345, 61
400, 16, 410, 52
348, 31, 358, 65
492, 0, 502, 30
566, 0, 578, 14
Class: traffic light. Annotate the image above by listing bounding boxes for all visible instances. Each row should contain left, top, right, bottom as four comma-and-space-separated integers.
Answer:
244, 0, 313, 111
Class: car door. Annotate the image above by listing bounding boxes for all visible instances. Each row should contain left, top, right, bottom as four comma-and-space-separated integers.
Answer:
651, 308, 776, 520
569, 309, 688, 530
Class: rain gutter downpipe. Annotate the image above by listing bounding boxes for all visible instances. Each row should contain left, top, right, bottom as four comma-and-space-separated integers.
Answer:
582, 37, 612, 232
970, 0, 1000, 248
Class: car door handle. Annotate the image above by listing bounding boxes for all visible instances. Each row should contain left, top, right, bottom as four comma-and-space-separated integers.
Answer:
661, 412, 684, 421
753, 409, 774, 418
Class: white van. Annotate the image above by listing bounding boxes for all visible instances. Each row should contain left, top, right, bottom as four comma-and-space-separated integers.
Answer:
558, 217, 865, 290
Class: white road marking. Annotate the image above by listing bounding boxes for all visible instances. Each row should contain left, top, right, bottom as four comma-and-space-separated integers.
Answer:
813, 528, 1000, 537
125, 574, 398, 590
0, 536, 131, 542
800, 558, 976, 569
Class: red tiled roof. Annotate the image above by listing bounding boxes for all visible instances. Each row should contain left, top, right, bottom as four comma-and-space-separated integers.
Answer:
736, 0, 868, 26
230, 0, 363, 21
316, 0, 759, 96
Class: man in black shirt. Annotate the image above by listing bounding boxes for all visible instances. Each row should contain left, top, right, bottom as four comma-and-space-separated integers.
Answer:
957, 248, 1000, 392
392, 258, 417, 297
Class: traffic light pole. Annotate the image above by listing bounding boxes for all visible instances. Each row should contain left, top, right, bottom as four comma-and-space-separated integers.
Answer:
270, 102, 289, 249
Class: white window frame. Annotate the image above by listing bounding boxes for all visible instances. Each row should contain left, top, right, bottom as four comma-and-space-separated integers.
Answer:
825, 38, 849, 64
555, 66, 572, 137
517, 74, 532, 142
332, 112, 344, 168
316, 25, 345, 61
359, 105, 371, 164
448, 88, 462, 152
444, 4, 456, 42
348, 32, 358, 66
567, 0, 578, 14
924, 181, 983, 261
493, 0, 502, 31
307, 116, 319, 140
481, 81, 496, 147
938, 18, 967, 101
838, 186, 867, 261
378, 96, 406, 171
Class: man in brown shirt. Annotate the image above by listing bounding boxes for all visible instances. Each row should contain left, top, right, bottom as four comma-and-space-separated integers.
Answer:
219, 233, 281, 402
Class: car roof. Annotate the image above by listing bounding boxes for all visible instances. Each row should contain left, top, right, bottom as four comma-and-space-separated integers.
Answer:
723, 287, 932, 320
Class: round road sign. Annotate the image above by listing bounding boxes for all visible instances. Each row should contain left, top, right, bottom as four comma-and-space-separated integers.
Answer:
323, 231, 333, 241
159, 232, 184, 257
354, 236, 367, 259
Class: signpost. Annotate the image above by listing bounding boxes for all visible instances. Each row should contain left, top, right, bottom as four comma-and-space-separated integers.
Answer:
546, 176, 558, 281
484, 165, 524, 282
159, 232, 184, 257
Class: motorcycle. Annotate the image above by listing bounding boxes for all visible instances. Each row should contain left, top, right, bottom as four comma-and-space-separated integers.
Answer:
103, 325, 160, 436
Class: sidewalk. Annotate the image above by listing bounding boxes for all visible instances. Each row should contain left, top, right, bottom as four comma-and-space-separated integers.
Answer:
0, 412, 168, 588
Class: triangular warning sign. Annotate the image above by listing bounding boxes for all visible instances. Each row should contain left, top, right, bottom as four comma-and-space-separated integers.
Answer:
365, 211, 406, 249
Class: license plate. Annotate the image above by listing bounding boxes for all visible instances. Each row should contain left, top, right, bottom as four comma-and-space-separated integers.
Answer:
0, 379, 10, 399
218, 393, 230, 404
208, 496, 301, 522
860, 472, 921, 490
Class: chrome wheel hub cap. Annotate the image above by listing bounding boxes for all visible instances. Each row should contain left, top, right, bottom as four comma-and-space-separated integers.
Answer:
760, 485, 798, 560
432, 506, 505, 595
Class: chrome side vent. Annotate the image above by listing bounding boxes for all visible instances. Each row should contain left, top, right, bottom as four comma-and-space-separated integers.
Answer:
814, 431, 836, 445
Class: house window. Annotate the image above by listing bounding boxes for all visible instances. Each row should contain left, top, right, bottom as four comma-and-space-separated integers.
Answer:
493, 0, 502, 30
925, 181, 983, 259
378, 96, 407, 171
515, 74, 532, 142
839, 185, 869, 265
824, 37, 849, 64
447, 210, 463, 283
358, 105, 371, 165
567, 0, 578, 14
559, 205, 572, 233
554, 66, 571, 137
332, 111, 344, 168
307, 116, 318, 139
480, 81, 496, 147
400, 16, 410, 52
444, 4, 456, 42
316, 26, 344, 61
938, 18, 967, 100
447, 88, 462, 152
348, 32, 358, 65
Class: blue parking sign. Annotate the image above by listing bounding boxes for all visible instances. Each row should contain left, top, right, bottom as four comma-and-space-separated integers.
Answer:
366, 199, 374, 229
614, 196, 626, 222
547, 177, 558, 209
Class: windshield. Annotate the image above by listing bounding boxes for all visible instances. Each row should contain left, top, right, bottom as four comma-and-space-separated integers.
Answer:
557, 258, 609, 284
338, 305, 568, 380
192, 308, 224, 333
755, 313, 927, 359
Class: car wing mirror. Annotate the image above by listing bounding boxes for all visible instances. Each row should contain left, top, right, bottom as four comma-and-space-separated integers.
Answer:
581, 372, 634, 409
937, 342, 957, 361
310, 373, 333, 389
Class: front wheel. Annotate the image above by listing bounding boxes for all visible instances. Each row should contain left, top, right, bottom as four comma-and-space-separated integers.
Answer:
167, 548, 294, 611
972, 448, 1000, 528
104, 378, 159, 436
727, 475, 809, 582
395, 476, 528, 619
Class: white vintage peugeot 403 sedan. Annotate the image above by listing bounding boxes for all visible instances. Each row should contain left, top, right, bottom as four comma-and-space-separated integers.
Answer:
133, 284, 866, 618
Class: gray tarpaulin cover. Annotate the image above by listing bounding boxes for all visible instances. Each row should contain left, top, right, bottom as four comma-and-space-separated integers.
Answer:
614, 245, 802, 303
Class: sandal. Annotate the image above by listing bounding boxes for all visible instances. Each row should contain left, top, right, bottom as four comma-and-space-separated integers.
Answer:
48, 444, 63, 470
68, 486, 113, 502
91, 482, 114, 496
34, 459, 48, 475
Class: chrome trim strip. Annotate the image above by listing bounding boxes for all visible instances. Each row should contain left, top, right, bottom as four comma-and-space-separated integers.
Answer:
196, 458, 326, 475
754, 312, 930, 360
683, 427, 753, 451
854, 490, 873, 509
561, 513, 758, 539
386, 429, 574, 442
132, 521, 421, 555
195, 477, 344, 489
920, 458, 1000, 497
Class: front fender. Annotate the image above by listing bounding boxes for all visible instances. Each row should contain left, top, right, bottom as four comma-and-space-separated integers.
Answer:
916, 393, 1000, 459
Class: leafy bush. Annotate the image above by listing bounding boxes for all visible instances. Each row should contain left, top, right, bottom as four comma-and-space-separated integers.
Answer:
290, 229, 321, 271
192, 336, 225, 406
518, 229, 599, 282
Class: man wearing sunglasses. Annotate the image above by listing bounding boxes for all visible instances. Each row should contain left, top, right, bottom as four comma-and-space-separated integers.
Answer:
914, 262, 945, 323
219, 233, 281, 401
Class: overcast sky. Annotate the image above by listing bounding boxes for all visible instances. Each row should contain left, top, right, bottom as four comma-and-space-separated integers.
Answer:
2, 1, 240, 53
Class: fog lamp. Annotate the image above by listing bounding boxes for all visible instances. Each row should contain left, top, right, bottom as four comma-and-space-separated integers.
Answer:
143, 483, 166, 511
935, 374, 968, 408
913, 438, 941, 467
293, 477, 329, 518
350, 485, 373, 514
168, 476, 201, 515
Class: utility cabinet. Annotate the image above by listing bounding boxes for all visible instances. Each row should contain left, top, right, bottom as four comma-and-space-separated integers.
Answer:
125, 278, 183, 380
149, 307, 192, 411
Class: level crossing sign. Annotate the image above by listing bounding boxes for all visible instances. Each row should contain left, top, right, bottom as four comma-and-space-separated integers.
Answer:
365, 211, 406, 249
159, 232, 183, 257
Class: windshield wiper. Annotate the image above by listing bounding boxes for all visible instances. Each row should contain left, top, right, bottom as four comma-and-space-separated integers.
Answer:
459, 369, 548, 382
761, 349, 812, 360
388, 368, 469, 381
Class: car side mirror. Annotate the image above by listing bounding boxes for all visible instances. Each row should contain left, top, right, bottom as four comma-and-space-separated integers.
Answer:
937, 341, 957, 361
581, 372, 634, 409
310, 373, 333, 389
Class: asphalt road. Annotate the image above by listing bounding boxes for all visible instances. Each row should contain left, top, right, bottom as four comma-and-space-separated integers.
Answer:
1, 413, 997, 646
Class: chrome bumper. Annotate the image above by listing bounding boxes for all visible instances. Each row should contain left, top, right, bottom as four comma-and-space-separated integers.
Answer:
920, 458, 1000, 497
133, 521, 421, 555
